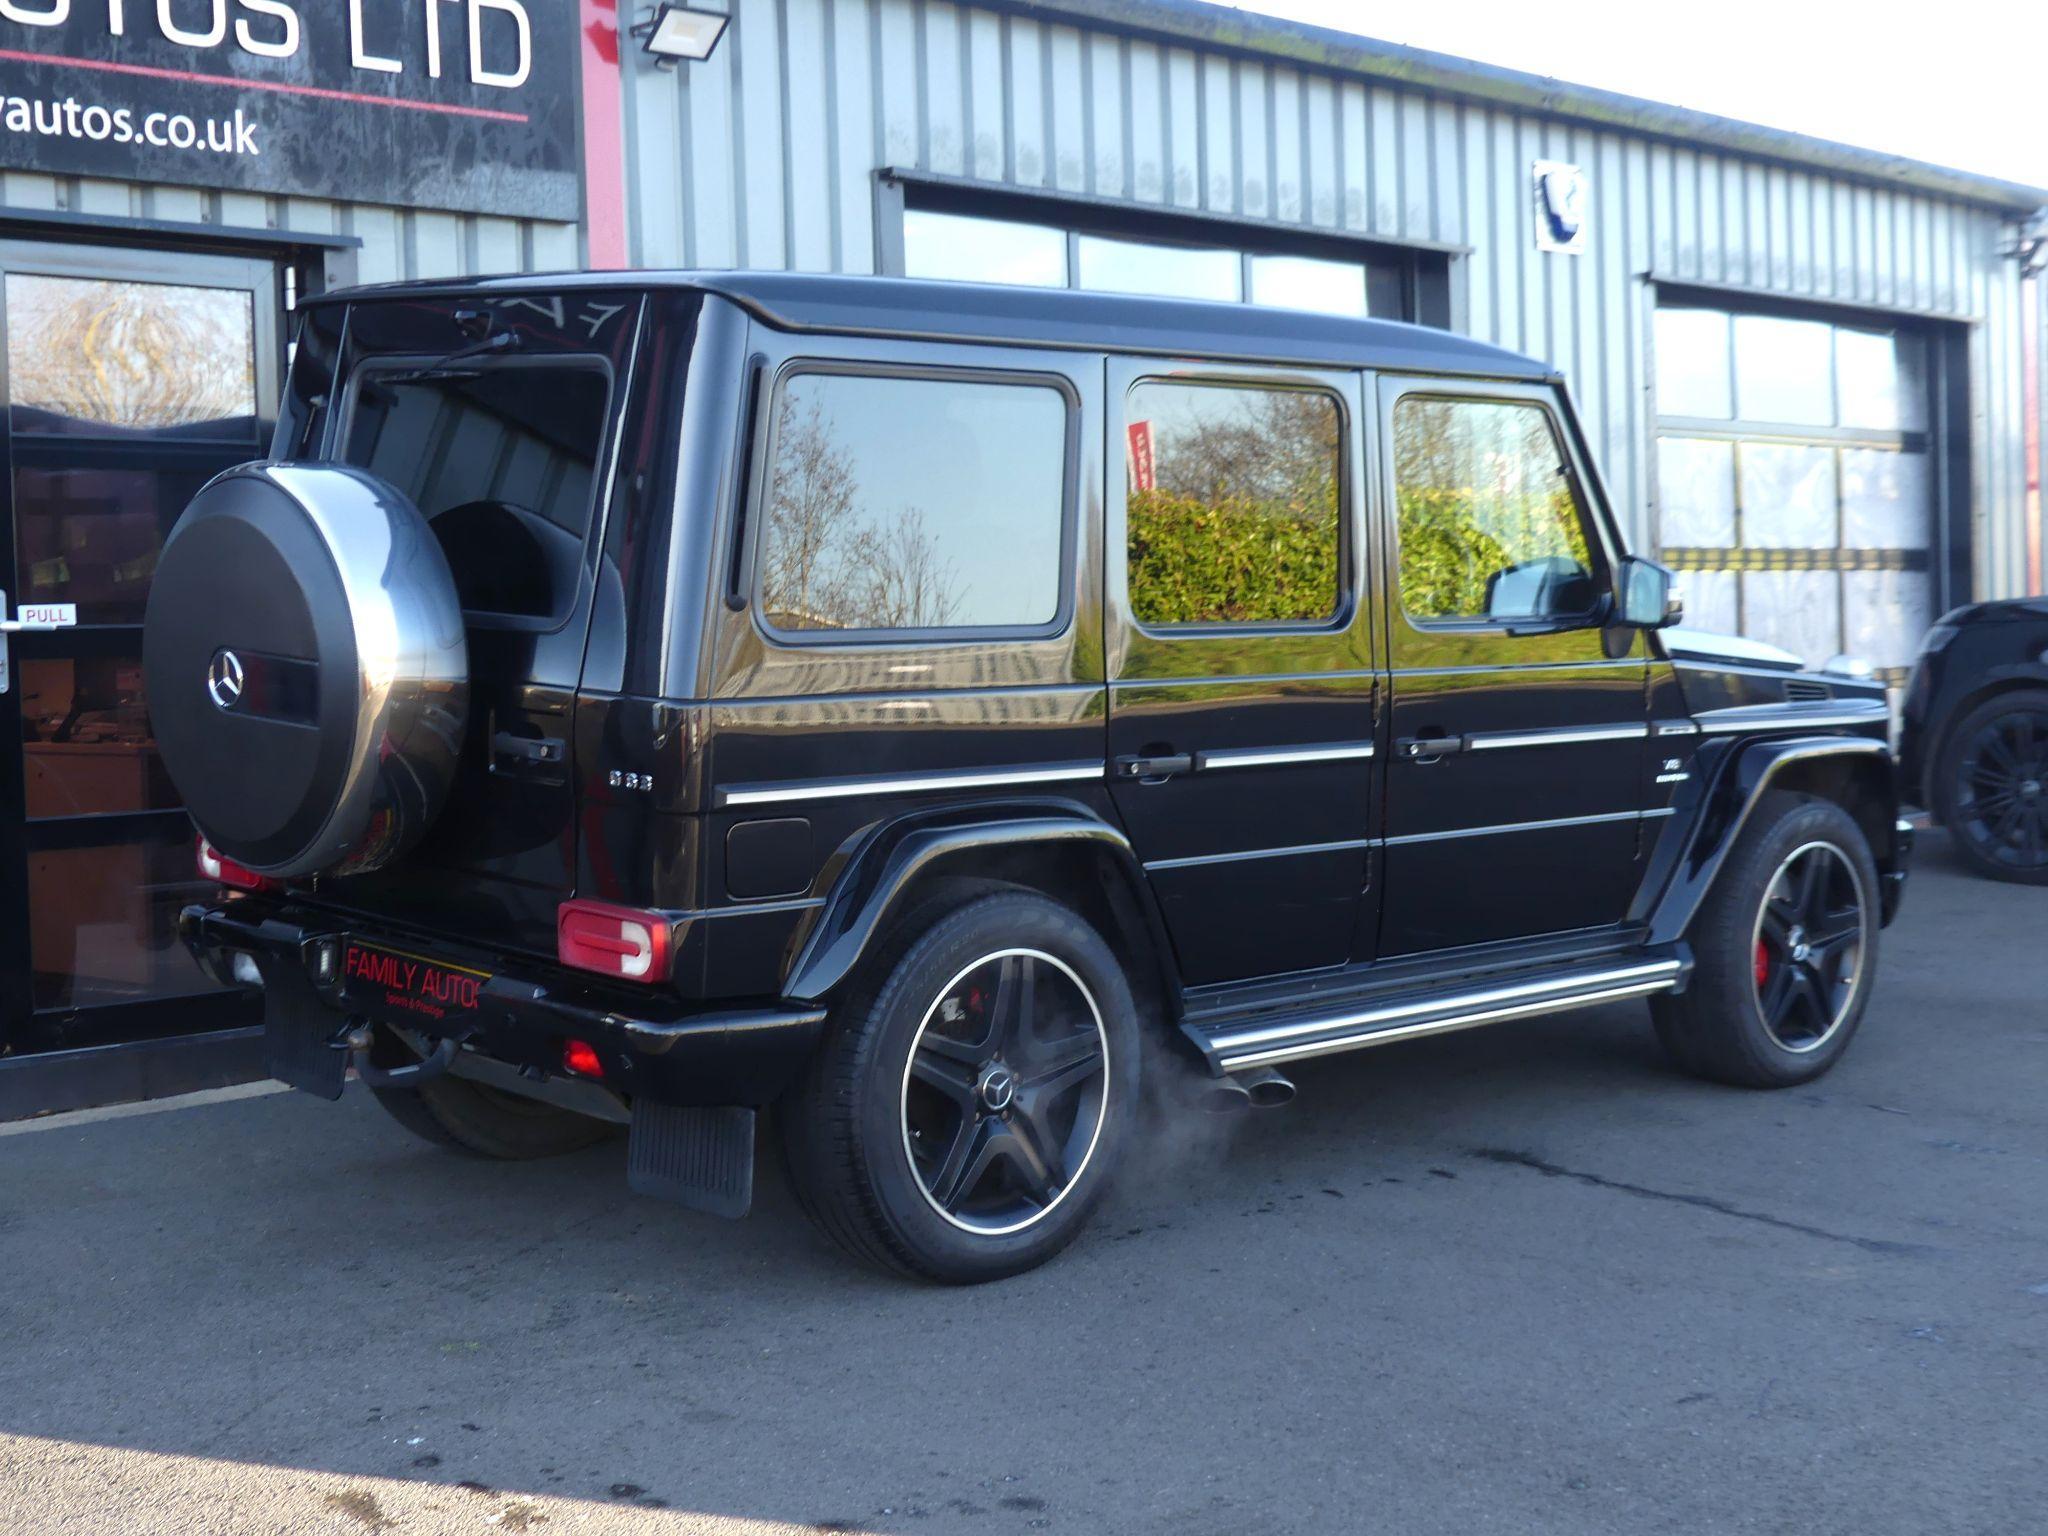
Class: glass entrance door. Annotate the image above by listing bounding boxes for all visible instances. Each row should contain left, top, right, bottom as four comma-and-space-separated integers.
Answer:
0, 240, 282, 1058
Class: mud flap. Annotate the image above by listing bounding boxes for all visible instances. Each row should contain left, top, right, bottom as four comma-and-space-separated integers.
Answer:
627, 1103, 755, 1219
262, 989, 350, 1101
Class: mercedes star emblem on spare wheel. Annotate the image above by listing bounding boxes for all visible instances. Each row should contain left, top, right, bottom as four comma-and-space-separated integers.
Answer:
207, 648, 246, 711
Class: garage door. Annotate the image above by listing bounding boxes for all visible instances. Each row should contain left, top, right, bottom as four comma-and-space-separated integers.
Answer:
1652, 302, 1935, 681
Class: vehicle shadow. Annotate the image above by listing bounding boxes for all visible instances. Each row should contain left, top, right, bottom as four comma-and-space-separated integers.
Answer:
2, 845, 2041, 1535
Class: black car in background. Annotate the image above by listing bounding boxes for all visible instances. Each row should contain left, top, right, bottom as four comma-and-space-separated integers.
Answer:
1901, 599, 2048, 882
142, 273, 1910, 1281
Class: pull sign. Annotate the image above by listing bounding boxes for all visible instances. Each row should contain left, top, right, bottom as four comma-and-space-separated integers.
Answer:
0, 591, 79, 695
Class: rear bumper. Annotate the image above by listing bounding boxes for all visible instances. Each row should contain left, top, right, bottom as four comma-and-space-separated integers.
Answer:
179, 900, 827, 1108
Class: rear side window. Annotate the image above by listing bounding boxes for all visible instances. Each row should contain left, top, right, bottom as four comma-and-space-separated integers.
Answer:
343, 360, 612, 623
1392, 396, 1600, 626
1124, 380, 1342, 627
755, 371, 1068, 635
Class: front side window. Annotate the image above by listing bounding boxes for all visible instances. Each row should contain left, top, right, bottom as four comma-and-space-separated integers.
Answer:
1393, 396, 1600, 626
344, 361, 611, 623
1124, 381, 1343, 627
756, 372, 1068, 635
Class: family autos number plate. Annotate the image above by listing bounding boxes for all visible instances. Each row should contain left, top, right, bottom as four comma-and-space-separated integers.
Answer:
341, 941, 488, 1029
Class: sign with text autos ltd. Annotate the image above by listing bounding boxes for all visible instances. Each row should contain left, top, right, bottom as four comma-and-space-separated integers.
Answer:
0, 0, 580, 220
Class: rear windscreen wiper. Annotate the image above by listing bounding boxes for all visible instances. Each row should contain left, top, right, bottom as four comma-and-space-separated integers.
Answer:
380, 330, 522, 383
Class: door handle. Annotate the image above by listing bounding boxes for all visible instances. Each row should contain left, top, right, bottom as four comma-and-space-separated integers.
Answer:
491, 731, 565, 767
1113, 752, 1195, 781
1395, 734, 1467, 761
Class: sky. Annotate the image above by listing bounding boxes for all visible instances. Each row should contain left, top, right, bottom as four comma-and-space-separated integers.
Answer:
1231, 0, 2048, 192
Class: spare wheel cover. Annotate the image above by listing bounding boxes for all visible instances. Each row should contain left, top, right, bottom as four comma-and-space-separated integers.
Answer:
142, 463, 469, 878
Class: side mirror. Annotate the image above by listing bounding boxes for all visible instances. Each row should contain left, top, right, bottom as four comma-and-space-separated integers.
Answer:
1617, 556, 1683, 628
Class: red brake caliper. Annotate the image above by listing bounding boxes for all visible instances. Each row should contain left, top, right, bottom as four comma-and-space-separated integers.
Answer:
1754, 939, 1772, 988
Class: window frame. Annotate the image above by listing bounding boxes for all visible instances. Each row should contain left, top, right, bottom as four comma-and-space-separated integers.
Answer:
336, 350, 619, 635
741, 357, 1082, 649
1120, 372, 1355, 637
1382, 379, 1620, 637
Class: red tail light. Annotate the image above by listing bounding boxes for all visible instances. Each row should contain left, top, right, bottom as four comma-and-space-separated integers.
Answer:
557, 900, 672, 983
197, 836, 278, 893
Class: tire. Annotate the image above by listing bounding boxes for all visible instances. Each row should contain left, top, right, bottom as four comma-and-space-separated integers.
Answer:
1933, 688, 2048, 884
370, 1075, 618, 1160
780, 890, 1141, 1284
1652, 790, 1880, 1088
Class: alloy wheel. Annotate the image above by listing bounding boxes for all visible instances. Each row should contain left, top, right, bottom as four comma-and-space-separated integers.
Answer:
1750, 840, 1871, 1054
899, 948, 1109, 1235
1955, 706, 2048, 871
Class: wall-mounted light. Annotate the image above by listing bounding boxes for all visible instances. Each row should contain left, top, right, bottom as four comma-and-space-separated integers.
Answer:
631, 3, 730, 67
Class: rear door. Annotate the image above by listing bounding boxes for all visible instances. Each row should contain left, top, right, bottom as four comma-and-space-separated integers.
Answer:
302, 292, 649, 957
1105, 359, 1378, 986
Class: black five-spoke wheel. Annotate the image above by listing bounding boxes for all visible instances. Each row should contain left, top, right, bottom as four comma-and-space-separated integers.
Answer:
1952, 702, 2048, 874
901, 949, 1109, 1235
1751, 840, 1869, 1053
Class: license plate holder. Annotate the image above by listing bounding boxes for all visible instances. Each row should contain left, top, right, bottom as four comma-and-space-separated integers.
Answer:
341, 940, 489, 1032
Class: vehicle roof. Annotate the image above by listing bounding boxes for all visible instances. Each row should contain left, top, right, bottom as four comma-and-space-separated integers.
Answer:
317, 269, 1556, 381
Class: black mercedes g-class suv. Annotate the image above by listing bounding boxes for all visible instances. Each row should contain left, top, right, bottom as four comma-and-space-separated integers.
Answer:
145, 273, 1909, 1282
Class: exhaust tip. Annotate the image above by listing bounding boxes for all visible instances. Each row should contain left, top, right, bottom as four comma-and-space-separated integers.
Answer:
1201, 1080, 1252, 1115
1240, 1067, 1296, 1109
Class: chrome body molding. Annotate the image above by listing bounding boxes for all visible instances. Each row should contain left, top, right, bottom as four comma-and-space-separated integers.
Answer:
1382, 808, 1657, 847
1143, 837, 1373, 872
1210, 959, 1686, 1072
1692, 699, 1890, 734
1194, 741, 1376, 771
1464, 722, 1649, 752
715, 761, 1103, 808
1653, 720, 1702, 737
1654, 771, 1690, 785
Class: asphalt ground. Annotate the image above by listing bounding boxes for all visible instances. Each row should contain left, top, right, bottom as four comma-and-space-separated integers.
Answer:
2, 827, 2044, 1536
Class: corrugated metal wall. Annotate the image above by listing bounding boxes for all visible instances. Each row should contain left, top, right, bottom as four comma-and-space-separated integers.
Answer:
620, 0, 2038, 600
0, 172, 578, 285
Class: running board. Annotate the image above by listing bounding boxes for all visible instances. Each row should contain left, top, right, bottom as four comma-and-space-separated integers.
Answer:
1185, 956, 1688, 1074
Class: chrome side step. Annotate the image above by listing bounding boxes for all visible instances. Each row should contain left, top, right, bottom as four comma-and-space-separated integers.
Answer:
1190, 957, 1687, 1073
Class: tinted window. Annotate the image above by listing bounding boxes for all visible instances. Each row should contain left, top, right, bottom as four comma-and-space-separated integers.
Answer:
1125, 382, 1342, 626
344, 361, 610, 622
757, 372, 1067, 634
1393, 397, 1598, 625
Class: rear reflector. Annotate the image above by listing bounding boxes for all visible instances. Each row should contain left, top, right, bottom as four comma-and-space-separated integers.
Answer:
197, 836, 278, 893
557, 900, 672, 983
562, 1038, 604, 1078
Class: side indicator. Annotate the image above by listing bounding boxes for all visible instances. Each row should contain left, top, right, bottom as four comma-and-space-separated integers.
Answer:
557, 900, 673, 983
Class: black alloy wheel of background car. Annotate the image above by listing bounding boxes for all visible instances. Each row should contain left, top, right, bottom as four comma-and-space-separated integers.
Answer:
1936, 689, 2048, 884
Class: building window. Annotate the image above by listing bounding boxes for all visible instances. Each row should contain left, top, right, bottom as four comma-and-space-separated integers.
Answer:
756, 370, 1069, 636
1391, 397, 1599, 626
1653, 299, 1934, 675
1124, 380, 1343, 627
896, 197, 1430, 322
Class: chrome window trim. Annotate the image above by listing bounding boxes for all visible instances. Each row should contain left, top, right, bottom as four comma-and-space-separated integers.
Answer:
1143, 837, 1373, 872
1194, 742, 1377, 771
1693, 699, 1890, 734
1463, 723, 1649, 752
1211, 958, 1685, 1067
715, 761, 1103, 808
1381, 807, 1660, 847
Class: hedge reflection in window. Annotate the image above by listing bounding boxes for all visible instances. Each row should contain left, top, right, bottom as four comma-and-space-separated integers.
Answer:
1393, 398, 1597, 625
757, 373, 1067, 634
1124, 382, 1341, 627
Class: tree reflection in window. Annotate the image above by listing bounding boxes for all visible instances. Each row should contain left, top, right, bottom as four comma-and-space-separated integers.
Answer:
1125, 382, 1341, 626
1393, 398, 1597, 624
758, 373, 1066, 633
